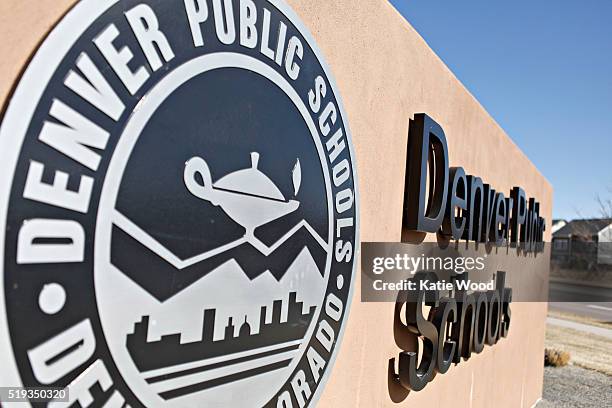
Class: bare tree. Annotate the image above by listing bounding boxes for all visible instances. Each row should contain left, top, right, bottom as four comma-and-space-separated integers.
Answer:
596, 186, 612, 219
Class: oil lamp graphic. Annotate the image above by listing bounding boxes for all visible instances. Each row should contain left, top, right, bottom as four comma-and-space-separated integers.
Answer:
184, 152, 301, 238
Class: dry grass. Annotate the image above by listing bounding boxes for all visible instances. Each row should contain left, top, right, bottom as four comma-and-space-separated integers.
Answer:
545, 324, 612, 375
548, 310, 612, 329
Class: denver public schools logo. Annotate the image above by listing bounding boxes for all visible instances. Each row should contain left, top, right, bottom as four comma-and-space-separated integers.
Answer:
0, 1, 358, 407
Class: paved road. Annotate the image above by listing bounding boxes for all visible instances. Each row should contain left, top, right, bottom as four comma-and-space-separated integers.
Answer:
548, 281, 612, 322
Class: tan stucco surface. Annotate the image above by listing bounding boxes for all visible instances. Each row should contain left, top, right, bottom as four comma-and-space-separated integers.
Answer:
287, 2, 552, 407
0, 1, 552, 407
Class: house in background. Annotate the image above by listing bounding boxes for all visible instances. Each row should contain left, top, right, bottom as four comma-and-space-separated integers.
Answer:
552, 218, 612, 269
551, 219, 567, 234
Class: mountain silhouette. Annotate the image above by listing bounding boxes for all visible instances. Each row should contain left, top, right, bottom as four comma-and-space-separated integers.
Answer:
131, 248, 325, 344
111, 220, 327, 302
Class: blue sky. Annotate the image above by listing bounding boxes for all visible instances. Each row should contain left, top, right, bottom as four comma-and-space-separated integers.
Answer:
389, 0, 612, 221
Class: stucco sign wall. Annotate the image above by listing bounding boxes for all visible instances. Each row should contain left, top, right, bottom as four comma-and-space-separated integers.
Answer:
0, 1, 552, 408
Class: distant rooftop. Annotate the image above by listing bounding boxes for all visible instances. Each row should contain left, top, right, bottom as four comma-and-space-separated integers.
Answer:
553, 218, 612, 238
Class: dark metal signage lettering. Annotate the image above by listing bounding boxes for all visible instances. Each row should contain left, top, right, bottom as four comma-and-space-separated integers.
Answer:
404, 113, 546, 251
389, 112, 543, 393
389, 272, 512, 392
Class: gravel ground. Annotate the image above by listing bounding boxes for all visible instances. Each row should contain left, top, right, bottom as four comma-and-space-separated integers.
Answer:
538, 365, 612, 407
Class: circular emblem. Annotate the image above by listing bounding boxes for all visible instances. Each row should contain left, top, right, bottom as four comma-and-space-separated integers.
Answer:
0, 1, 358, 407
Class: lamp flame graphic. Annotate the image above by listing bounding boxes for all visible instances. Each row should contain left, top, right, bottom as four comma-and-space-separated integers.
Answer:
184, 153, 301, 238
